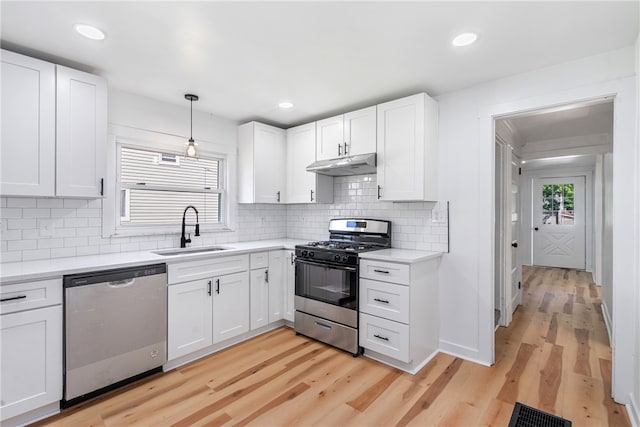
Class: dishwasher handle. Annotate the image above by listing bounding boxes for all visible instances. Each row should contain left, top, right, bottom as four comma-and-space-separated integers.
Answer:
108, 278, 136, 288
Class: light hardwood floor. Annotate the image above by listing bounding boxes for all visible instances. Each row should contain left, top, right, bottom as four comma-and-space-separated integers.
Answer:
35, 266, 630, 426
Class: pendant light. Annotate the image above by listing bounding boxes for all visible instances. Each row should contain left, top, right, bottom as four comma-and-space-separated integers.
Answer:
185, 94, 199, 158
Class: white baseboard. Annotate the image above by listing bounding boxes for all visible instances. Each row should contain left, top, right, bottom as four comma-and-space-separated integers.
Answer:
601, 302, 613, 345
627, 394, 640, 427
439, 340, 492, 367
1, 402, 59, 427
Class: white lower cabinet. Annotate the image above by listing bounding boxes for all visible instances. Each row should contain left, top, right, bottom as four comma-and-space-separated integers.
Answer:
213, 272, 250, 343
250, 250, 285, 330
358, 255, 439, 373
0, 284, 62, 423
284, 250, 295, 322
167, 279, 213, 360
167, 255, 250, 362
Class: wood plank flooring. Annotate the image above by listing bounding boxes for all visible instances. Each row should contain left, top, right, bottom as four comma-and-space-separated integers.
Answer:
34, 266, 630, 426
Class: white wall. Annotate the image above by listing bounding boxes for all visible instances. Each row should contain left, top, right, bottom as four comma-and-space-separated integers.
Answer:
601, 153, 614, 333
435, 44, 638, 411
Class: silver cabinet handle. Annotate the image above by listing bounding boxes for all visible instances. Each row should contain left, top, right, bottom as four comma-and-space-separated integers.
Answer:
207, 280, 212, 296
310, 189, 314, 202
215, 278, 220, 294
377, 185, 382, 200
276, 191, 281, 202
373, 269, 390, 274
338, 144, 342, 156
343, 142, 348, 155
314, 321, 332, 330
290, 252, 295, 265
374, 334, 389, 341
373, 298, 389, 304
0, 295, 27, 302
265, 269, 269, 283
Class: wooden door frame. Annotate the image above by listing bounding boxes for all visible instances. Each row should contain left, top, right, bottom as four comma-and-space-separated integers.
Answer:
522, 168, 593, 272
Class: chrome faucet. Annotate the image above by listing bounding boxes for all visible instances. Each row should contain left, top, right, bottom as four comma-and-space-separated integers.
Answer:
180, 205, 200, 248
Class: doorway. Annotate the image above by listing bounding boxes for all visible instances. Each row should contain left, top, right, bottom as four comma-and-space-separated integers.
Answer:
532, 176, 586, 269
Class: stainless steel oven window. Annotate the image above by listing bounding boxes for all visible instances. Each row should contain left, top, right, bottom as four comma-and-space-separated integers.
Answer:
295, 260, 358, 309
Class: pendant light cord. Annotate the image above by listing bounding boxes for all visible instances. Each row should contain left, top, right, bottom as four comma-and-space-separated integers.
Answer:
190, 98, 193, 141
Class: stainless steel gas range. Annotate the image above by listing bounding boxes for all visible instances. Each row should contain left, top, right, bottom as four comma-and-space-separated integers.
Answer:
294, 218, 391, 356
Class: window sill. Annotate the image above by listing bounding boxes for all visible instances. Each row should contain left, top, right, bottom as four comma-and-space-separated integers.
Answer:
107, 225, 235, 239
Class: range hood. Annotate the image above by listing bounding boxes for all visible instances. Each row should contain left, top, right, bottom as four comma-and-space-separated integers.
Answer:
306, 153, 376, 176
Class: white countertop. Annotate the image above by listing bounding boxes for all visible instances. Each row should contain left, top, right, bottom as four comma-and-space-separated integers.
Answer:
359, 248, 444, 264
0, 239, 306, 284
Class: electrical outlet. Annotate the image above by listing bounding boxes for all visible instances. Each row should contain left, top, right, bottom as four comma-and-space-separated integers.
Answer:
39, 219, 55, 237
430, 201, 448, 224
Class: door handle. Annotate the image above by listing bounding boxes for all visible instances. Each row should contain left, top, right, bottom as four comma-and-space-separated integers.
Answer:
276, 191, 281, 202
265, 269, 269, 283
338, 144, 342, 156
290, 252, 295, 265
310, 189, 314, 202
377, 185, 382, 200
207, 280, 212, 296
215, 278, 220, 294
343, 142, 348, 155
511, 242, 518, 248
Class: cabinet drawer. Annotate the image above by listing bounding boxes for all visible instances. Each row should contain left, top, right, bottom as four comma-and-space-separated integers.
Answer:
250, 252, 269, 270
359, 278, 409, 324
360, 259, 409, 285
168, 255, 249, 284
359, 313, 410, 363
0, 278, 62, 314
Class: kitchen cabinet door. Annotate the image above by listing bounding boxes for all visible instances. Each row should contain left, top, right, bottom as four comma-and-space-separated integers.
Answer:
286, 123, 333, 204
344, 106, 376, 156
213, 271, 250, 343
238, 122, 286, 204
0, 305, 62, 422
283, 250, 296, 322
316, 115, 343, 161
168, 279, 213, 360
267, 250, 284, 323
376, 93, 438, 201
250, 267, 269, 330
0, 50, 56, 197
56, 65, 107, 198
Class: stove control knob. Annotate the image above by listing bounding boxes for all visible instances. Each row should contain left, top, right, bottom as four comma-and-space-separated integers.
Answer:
334, 254, 341, 262
341, 255, 349, 263
301, 250, 308, 257
309, 251, 315, 258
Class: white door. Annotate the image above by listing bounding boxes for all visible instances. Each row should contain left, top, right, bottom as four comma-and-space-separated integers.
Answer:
268, 250, 284, 323
56, 65, 107, 198
533, 176, 586, 269
250, 268, 269, 330
283, 250, 295, 322
286, 123, 317, 203
1, 50, 56, 197
254, 123, 285, 203
510, 157, 522, 309
316, 115, 343, 161
167, 279, 213, 360
344, 106, 376, 156
213, 271, 250, 343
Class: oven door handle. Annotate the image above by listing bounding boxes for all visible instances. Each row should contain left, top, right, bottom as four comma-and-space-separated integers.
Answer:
295, 258, 357, 272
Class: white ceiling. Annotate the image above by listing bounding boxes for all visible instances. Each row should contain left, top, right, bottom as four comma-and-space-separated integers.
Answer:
1, 1, 638, 128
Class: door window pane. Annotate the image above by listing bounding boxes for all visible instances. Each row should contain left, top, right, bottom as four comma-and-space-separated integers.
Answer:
541, 183, 575, 225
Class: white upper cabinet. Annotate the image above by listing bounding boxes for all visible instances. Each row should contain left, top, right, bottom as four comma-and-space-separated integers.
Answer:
286, 122, 333, 204
56, 65, 107, 198
316, 106, 376, 161
376, 93, 438, 201
0, 50, 56, 197
344, 106, 377, 156
238, 122, 286, 204
0, 50, 107, 198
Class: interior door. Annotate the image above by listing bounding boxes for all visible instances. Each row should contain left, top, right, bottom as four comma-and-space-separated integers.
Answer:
533, 176, 586, 269
510, 156, 522, 309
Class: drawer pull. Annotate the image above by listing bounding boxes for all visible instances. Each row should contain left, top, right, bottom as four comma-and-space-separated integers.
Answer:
314, 321, 332, 330
373, 298, 389, 304
373, 269, 390, 274
0, 295, 27, 302
373, 334, 389, 341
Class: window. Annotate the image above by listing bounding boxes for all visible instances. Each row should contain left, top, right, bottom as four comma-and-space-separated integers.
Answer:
117, 145, 225, 230
541, 183, 574, 225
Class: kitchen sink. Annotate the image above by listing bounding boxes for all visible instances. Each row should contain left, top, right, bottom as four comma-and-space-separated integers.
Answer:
153, 246, 232, 256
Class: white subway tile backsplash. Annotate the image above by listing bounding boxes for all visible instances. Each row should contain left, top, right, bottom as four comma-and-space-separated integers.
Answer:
7, 219, 36, 230
1, 179, 447, 263
37, 199, 64, 208
7, 198, 37, 208
22, 248, 50, 261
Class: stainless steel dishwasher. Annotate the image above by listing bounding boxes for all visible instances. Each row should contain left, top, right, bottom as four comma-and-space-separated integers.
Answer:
63, 264, 167, 407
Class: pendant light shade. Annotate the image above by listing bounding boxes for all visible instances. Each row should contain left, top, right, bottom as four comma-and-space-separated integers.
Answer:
185, 94, 199, 158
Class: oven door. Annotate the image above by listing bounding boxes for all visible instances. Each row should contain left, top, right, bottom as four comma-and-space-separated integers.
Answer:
295, 258, 358, 310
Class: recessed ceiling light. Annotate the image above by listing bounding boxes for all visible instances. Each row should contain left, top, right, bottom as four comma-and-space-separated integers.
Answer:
452, 32, 478, 47
278, 102, 294, 109
74, 24, 106, 40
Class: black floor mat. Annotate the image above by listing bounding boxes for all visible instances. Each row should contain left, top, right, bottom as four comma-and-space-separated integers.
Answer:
508, 402, 572, 427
